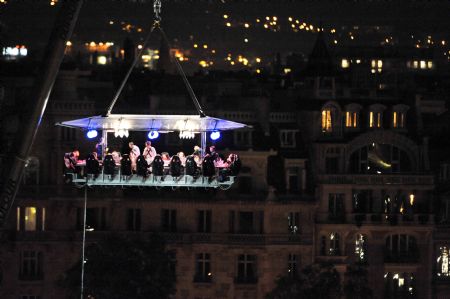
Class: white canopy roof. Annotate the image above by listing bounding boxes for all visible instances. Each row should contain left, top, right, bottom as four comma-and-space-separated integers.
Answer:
56, 114, 249, 132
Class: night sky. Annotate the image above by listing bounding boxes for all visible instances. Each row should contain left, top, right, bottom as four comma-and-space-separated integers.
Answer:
1, 0, 449, 70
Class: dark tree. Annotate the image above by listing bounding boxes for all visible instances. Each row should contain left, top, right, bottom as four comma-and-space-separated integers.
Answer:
344, 264, 373, 299
266, 262, 341, 299
61, 234, 176, 299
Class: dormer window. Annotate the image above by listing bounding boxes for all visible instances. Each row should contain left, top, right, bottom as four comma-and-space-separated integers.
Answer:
369, 111, 382, 128
392, 105, 409, 129
345, 111, 358, 128
392, 111, 405, 128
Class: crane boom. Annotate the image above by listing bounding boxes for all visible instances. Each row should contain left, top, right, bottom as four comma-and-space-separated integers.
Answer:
0, 0, 83, 227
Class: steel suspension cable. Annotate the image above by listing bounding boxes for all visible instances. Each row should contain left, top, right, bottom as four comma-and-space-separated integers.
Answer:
105, 23, 158, 116
158, 26, 206, 117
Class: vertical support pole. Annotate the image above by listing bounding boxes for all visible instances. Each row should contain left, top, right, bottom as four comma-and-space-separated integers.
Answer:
201, 132, 207, 159
80, 183, 88, 299
102, 130, 108, 158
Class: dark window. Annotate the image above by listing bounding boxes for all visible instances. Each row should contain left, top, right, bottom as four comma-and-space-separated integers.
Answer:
126, 208, 141, 231
229, 211, 235, 233
238, 212, 254, 234
236, 254, 257, 284
194, 253, 212, 283
21, 296, 41, 299
19, 251, 43, 280
288, 254, 299, 277
167, 250, 177, 280
288, 212, 300, 234
385, 235, 418, 262
197, 210, 212, 233
329, 194, 345, 222
238, 176, 252, 194
76, 207, 106, 231
161, 209, 177, 232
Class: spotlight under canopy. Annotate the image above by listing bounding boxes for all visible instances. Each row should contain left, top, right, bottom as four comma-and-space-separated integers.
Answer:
147, 130, 159, 139
210, 131, 221, 140
86, 129, 98, 139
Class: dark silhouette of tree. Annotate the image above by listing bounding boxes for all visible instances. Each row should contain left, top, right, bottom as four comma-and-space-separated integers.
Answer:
344, 264, 373, 299
266, 262, 341, 299
61, 233, 176, 299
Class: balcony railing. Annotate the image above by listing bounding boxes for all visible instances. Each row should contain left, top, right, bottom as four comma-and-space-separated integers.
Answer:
234, 276, 258, 284
193, 274, 213, 283
316, 213, 434, 225
384, 250, 419, 263
318, 174, 434, 185
8, 231, 312, 245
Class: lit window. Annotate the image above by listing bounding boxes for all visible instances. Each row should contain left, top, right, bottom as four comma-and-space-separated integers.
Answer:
413, 61, 419, 69
392, 111, 406, 128
288, 212, 300, 234
369, 111, 382, 128
341, 59, 350, 68
437, 246, 450, 277
97, 56, 107, 65
17, 207, 45, 231
384, 272, 415, 297
420, 60, 426, 69
427, 61, 433, 69
355, 234, 367, 262
345, 111, 358, 128
329, 232, 341, 256
321, 110, 333, 132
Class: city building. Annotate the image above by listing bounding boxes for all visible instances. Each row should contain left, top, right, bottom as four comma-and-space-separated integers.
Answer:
0, 31, 449, 299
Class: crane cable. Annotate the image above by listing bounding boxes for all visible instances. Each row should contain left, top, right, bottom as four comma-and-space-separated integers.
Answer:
105, 0, 206, 118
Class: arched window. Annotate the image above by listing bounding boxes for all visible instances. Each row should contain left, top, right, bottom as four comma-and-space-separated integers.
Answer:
321, 104, 339, 134
349, 143, 411, 174
437, 246, 450, 278
322, 109, 333, 133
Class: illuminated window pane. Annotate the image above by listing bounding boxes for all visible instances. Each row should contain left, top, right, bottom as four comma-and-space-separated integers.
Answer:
413, 61, 418, 69
427, 61, 433, 69
437, 246, 450, 277
346, 111, 358, 128
341, 59, 349, 68
420, 60, 426, 69
355, 234, 366, 262
322, 110, 332, 132
369, 112, 381, 128
24, 207, 37, 231
393, 112, 397, 128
